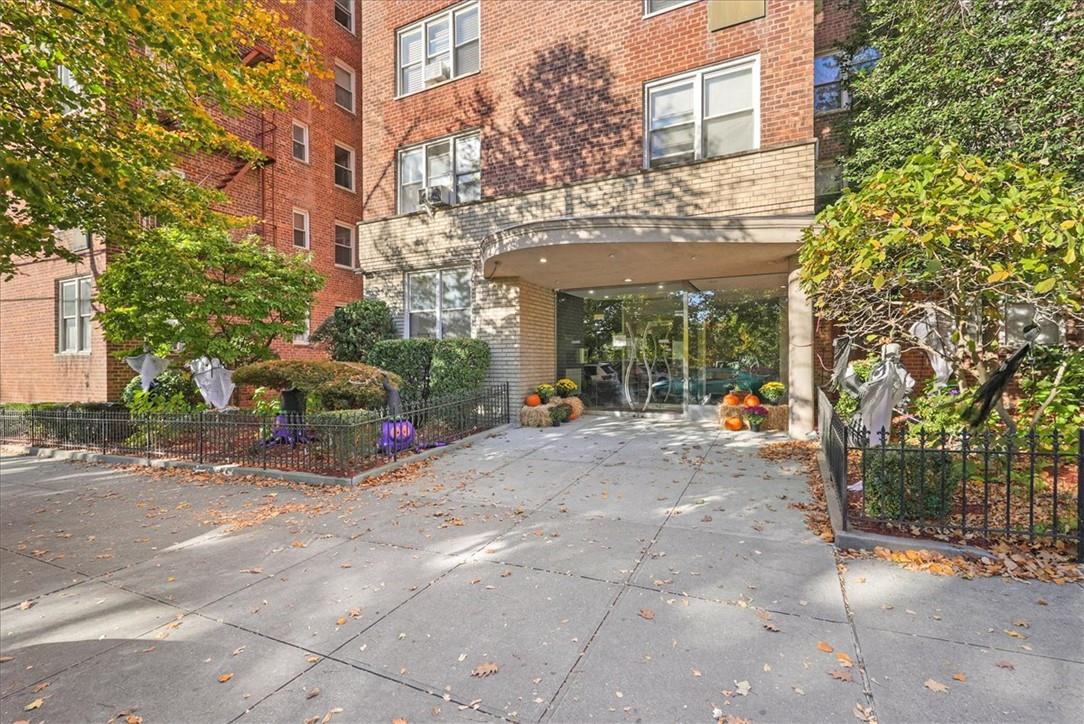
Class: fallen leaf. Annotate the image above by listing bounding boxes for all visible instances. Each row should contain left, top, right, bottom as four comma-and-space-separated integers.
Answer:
339, 562, 352, 569
853, 702, 875, 722
995, 660, 1015, 670
952, 673, 967, 682
348, 608, 362, 619
1012, 619, 1030, 628
321, 707, 343, 723
692, 668, 702, 677
306, 655, 322, 663
470, 662, 499, 678
835, 652, 854, 668
18, 600, 33, 610
240, 567, 263, 574
500, 570, 512, 578
1003, 629, 1027, 639
336, 617, 347, 626
31, 682, 49, 693
232, 646, 245, 656
290, 540, 306, 548
924, 678, 949, 693
307, 687, 321, 699
391, 719, 407, 724
817, 641, 834, 653
762, 622, 780, 632
24, 698, 44, 711
0, 656, 13, 663
734, 680, 751, 696
217, 673, 233, 683
639, 608, 655, 621
127, 716, 143, 724
829, 669, 854, 682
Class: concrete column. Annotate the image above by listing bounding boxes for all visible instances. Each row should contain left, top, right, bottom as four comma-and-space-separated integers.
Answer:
787, 265, 814, 437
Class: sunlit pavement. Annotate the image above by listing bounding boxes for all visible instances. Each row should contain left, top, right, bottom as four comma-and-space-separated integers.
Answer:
1, 416, 1081, 723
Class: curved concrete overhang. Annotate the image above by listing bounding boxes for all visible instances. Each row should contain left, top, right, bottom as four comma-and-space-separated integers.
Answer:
480, 214, 815, 290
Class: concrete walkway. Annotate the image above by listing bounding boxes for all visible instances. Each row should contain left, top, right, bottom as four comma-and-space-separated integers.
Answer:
1, 416, 1080, 723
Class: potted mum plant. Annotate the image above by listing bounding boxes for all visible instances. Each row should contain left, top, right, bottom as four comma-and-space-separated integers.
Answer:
536, 383, 556, 404
744, 405, 769, 432
554, 377, 578, 397
760, 381, 785, 405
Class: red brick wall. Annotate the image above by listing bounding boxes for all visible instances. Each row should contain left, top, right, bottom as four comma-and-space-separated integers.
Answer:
359, 0, 815, 220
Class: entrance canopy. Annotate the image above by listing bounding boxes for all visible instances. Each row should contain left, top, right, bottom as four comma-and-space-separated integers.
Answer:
480, 214, 813, 290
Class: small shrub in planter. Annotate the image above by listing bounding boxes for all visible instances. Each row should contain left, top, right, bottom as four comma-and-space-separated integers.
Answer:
430, 338, 490, 397
759, 381, 785, 405
549, 404, 569, 426
367, 338, 437, 402
744, 405, 768, 431
862, 447, 956, 521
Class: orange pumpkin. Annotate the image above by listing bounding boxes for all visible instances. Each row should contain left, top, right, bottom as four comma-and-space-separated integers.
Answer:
524, 394, 542, 407
722, 393, 741, 406
724, 416, 744, 431
743, 394, 760, 407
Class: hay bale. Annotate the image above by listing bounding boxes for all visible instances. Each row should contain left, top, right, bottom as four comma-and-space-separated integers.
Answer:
552, 396, 585, 420
717, 403, 789, 431
519, 404, 553, 427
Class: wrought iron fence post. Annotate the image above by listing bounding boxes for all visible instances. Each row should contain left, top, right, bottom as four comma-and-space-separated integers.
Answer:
197, 411, 205, 465
504, 382, 510, 424
840, 423, 848, 531
98, 410, 106, 453
1077, 428, 1083, 563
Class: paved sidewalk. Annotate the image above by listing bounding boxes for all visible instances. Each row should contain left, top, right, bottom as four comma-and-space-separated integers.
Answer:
1, 416, 1081, 723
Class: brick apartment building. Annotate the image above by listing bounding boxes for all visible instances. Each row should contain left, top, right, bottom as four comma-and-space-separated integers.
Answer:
1, 0, 862, 436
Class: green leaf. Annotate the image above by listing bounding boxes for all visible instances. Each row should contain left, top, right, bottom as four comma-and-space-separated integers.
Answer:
1033, 278, 1057, 294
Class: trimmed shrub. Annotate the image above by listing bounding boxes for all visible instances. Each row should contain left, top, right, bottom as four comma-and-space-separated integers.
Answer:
232, 360, 399, 411
311, 299, 395, 362
429, 338, 490, 397
862, 448, 955, 521
367, 338, 437, 401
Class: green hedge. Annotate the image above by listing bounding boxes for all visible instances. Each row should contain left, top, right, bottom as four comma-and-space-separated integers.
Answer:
311, 299, 395, 361
430, 338, 490, 397
232, 360, 399, 411
367, 338, 437, 401
862, 448, 955, 521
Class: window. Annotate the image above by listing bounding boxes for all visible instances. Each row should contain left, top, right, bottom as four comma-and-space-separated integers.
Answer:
291, 121, 309, 162
57, 64, 82, 114
814, 47, 878, 114
334, 222, 354, 268
334, 0, 355, 33
815, 162, 844, 211
294, 310, 311, 345
57, 276, 92, 353
333, 143, 355, 191
398, 131, 480, 214
645, 55, 759, 168
292, 208, 309, 248
56, 228, 90, 252
397, 0, 480, 96
334, 61, 355, 112
644, 0, 697, 17
407, 268, 471, 338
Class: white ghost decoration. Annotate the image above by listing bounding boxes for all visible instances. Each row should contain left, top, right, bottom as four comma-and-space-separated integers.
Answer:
124, 353, 170, 392
187, 356, 235, 410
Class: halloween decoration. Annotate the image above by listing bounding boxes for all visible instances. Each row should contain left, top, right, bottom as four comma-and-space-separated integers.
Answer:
187, 356, 235, 410
124, 353, 170, 392
961, 323, 1038, 429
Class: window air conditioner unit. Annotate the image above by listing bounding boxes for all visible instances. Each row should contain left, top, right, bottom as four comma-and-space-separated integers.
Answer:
424, 61, 451, 85
418, 185, 452, 208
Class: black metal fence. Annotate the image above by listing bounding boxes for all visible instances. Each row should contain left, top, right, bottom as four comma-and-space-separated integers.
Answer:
817, 389, 1083, 560
0, 384, 511, 479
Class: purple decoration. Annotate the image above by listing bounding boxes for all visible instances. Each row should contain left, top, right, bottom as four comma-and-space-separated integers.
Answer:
379, 420, 415, 453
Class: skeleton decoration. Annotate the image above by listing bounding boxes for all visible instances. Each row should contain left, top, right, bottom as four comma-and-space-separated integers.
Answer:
124, 353, 169, 392
961, 323, 1038, 429
909, 308, 954, 386
187, 356, 235, 410
858, 343, 915, 446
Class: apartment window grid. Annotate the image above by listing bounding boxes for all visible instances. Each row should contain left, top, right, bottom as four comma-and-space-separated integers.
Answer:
334, 143, 355, 191
645, 55, 759, 168
406, 268, 471, 339
294, 310, 311, 345
814, 47, 879, 114
334, 222, 355, 268
334, 0, 355, 33
397, 0, 480, 97
291, 121, 309, 162
334, 61, 356, 112
398, 131, 480, 214
292, 208, 309, 248
643, 0, 698, 17
57, 276, 92, 354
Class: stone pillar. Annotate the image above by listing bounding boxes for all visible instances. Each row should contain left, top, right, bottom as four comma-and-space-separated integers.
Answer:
787, 264, 814, 437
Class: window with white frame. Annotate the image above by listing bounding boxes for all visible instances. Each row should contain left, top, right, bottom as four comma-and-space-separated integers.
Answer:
292, 208, 309, 248
334, 222, 354, 268
57, 64, 82, 114
398, 131, 480, 214
397, 0, 480, 96
334, 0, 355, 33
334, 61, 355, 112
645, 55, 759, 168
57, 276, 92, 353
294, 309, 311, 345
644, 0, 697, 17
814, 47, 878, 114
407, 268, 471, 338
291, 121, 309, 162
333, 143, 355, 191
